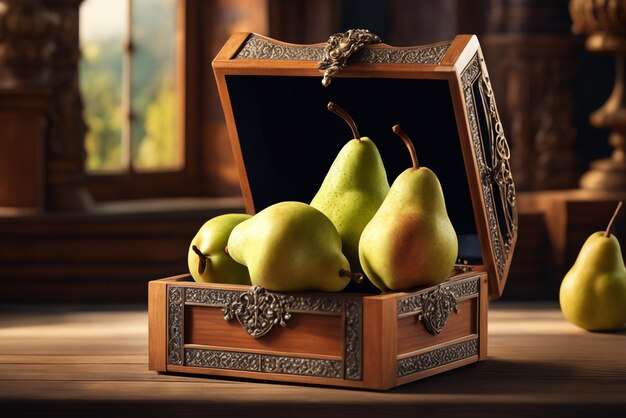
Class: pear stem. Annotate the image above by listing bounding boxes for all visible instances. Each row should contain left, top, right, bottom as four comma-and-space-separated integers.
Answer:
604, 201, 623, 237
392, 124, 419, 169
328, 102, 361, 141
340, 269, 363, 284
192, 245, 208, 275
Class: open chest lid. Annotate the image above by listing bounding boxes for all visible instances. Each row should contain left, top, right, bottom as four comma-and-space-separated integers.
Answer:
212, 32, 518, 299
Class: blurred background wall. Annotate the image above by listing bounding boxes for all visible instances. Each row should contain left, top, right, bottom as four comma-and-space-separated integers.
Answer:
0, 0, 622, 302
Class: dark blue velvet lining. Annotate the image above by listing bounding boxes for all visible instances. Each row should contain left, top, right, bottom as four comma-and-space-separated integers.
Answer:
226, 74, 482, 264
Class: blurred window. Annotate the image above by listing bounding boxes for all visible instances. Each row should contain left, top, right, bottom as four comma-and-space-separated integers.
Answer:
80, 0, 181, 173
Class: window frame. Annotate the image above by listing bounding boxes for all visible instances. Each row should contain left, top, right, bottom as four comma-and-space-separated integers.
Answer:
85, 0, 203, 201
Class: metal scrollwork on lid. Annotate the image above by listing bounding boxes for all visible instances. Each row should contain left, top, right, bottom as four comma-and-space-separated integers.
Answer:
319, 29, 382, 86
223, 285, 292, 339
461, 53, 518, 279
478, 63, 518, 242
418, 286, 459, 335
234, 34, 450, 68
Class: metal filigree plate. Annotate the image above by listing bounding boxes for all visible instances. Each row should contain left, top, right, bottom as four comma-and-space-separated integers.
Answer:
167, 287, 184, 365
236, 35, 324, 61
397, 338, 479, 377
185, 348, 343, 378
461, 53, 518, 280
344, 298, 362, 380
478, 60, 518, 251
186, 287, 239, 306
418, 286, 459, 335
223, 285, 292, 339
397, 276, 480, 316
234, 34, 450, 66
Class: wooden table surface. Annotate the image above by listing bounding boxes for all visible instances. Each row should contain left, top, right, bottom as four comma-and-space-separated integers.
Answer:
1, 302, 624, 418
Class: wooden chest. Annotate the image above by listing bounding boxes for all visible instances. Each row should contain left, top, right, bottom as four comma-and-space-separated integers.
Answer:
148, 32, 518, 390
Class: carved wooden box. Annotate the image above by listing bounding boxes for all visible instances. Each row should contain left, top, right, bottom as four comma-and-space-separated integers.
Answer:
148, 32, 517, 390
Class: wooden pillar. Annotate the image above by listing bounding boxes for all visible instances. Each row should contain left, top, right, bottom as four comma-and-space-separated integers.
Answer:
0, 0, 92, 211
482, 0, 581, 191
570, 0, 626, 191
0, 0, 57, 210
43, 0, 93, 211
0, 89, 51, 210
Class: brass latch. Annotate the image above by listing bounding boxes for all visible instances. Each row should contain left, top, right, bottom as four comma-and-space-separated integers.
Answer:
418, 286, 459, 335
319, 29, 381, 86
223, 285, 292, 338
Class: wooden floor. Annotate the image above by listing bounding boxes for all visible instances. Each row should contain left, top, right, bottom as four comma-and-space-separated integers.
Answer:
1, 302, 625, 417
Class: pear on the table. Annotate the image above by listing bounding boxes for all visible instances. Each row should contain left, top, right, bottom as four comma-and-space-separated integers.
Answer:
226, 201, 362, 292
359, 125, 458, 291
560, 202, 626, 331
311, 102, 389, 274
188, 213, 252, 285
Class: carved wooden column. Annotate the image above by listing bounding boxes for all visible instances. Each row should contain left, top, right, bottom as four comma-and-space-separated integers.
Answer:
0, 0, 57, 210
482, 0, 580, 191
0, 0, 91, 211
42, 0, 92, 210
570, 0, 626, 191
0, 0, 58, 87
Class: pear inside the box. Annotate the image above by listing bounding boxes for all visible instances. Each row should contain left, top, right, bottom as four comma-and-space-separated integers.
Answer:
188, 75, 484, 293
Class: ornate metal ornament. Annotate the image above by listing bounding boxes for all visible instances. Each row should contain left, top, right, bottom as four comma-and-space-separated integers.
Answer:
236, 35, 324, 61
418, 286, 459, 335
234, 34, 450, 74
397, 276, 479, 316
354, 44, 449, 65
397, 338, 479, 377
167, 284, 362, 380
478, 61, 518, 245
318, 29, 382, 86
185, 348, 343, 379
461, 53, 518, 280
167, 287, 184, 365
344, 298, 362, 380
185, 287, 239, 306
223, 285, 292, 339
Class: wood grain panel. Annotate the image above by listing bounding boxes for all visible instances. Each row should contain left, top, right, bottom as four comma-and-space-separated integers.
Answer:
148, 281, 167, 371
0, 112, 46, 208
362, 294, 399, 389
397, 298, 477, 355
184, 306, 343, 357
479, 274, 489, 359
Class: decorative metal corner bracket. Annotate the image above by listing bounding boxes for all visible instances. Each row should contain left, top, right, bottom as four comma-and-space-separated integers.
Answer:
417, 286, 459, 335
318, 28, 381, 86
223, 285, 292, 339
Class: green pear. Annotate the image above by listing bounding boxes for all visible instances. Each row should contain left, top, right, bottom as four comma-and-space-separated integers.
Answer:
188, 214, 252, 285
311, 102, 390, 274
560, 202, 626, 331
359, 125, 458, 291
226, 201, 362, 292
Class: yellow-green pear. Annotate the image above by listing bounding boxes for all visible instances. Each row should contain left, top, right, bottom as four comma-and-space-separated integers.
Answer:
311, 102, 389, 274
188, 214, 252, 285
359, 125, 458, 291
560, 202, 626, 331
226, 201, 362, 292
